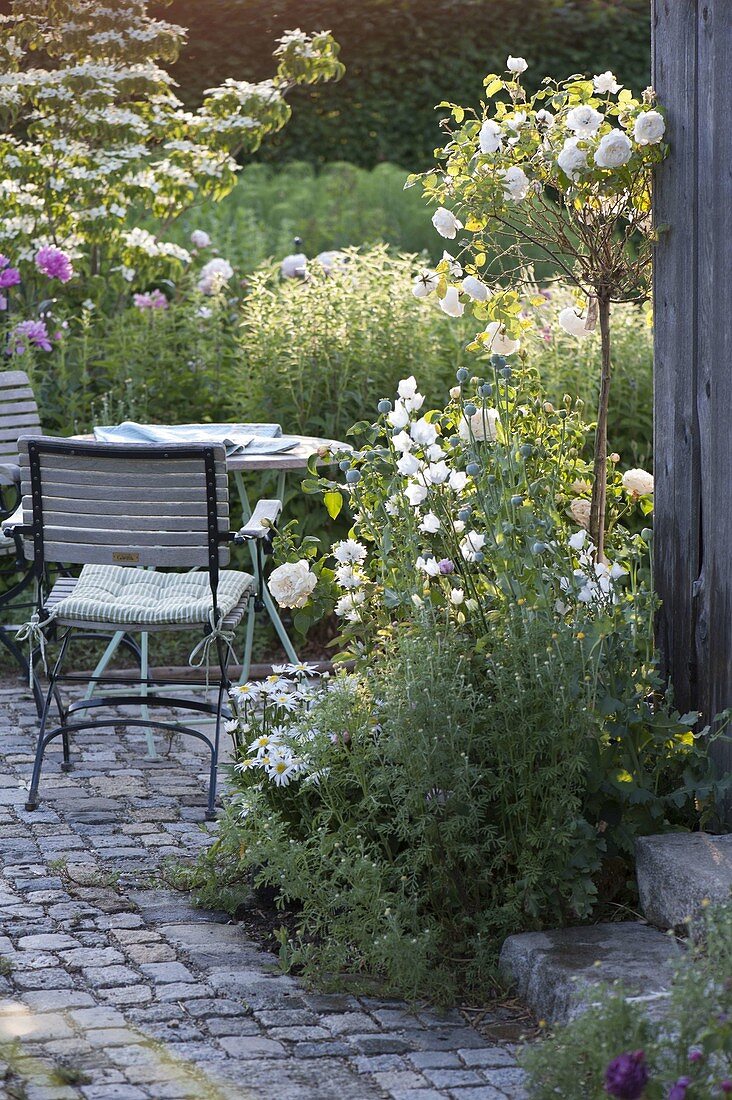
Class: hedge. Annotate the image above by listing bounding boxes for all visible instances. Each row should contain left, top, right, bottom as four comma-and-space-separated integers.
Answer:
159, 0, 651, 170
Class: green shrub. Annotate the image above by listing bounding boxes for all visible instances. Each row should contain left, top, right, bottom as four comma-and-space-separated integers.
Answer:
169, 162, 438, 267
521, 902, 732, 1098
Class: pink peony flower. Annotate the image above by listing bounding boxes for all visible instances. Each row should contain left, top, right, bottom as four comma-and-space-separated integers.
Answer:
35, 246, 74, 283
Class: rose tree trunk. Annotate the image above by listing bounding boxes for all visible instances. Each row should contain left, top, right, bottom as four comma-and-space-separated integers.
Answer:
590, 295, 612, 560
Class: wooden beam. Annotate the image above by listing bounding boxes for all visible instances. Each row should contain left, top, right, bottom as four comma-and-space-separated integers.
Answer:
653, 0, 732, 781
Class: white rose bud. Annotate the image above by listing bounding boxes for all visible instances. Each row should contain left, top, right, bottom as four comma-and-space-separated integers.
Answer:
569, 498, 592, 531
506, 55, 528, 74
268, 560, 317, 609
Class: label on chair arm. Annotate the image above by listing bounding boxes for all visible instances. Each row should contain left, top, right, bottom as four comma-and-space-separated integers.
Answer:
112, 551, 140, 563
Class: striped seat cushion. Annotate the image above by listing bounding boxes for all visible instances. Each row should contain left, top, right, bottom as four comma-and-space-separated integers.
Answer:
47, 564, 252, 627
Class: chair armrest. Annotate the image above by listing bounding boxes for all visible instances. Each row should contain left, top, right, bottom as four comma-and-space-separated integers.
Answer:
234, 499, 282, 541
0, 463, 20, 487
1, 505, 24, 537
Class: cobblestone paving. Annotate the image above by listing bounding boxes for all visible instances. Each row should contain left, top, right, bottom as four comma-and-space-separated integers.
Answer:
0, 679, 528, 1100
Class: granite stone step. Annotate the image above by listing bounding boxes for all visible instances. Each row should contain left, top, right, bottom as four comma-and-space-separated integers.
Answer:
499, 921, 680, 1024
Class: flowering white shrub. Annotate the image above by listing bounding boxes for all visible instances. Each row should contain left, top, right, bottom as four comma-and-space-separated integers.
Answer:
407, 58, 668, 558
0, 2, 343, 284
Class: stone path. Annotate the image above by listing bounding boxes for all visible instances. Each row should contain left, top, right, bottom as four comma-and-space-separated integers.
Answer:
0, 679, 528, 1100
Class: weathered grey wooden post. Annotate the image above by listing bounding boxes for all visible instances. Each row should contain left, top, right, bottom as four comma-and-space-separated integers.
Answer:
652, 0, 732, 780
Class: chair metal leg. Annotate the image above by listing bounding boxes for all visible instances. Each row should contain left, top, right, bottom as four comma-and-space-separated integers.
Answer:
240, 594, 256, 684
26, 631, 71, 811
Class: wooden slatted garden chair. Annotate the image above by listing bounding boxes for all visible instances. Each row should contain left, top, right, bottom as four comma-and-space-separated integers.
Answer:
6, 436, 281, 819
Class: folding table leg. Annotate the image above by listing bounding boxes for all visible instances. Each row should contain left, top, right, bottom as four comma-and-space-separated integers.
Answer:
139, 631, 158, 759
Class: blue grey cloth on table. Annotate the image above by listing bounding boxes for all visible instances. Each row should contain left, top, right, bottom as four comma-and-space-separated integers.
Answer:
93, 421, 299, 455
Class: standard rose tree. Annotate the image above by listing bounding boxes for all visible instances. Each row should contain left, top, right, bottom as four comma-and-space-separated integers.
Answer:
408, 59, 668, 558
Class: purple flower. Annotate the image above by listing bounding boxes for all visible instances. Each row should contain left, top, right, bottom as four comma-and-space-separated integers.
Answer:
668, 1078, 691, 1100
438, 558, 455, 575
604, 1050, 649, 1099
721, 1083, 732, 1095
688, 1050, 703, 1065
10, 320, 53, 354
0, 264, 21, 289
133, 289, 168, 311
35, 246, 74, 283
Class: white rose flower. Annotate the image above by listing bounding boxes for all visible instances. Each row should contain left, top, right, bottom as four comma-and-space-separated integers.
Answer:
419, 512, 441, 534
593, 71, 622, 95
412, 269, 439, 298
501, 165, 530, 201
622, 468, 654, 495
484, 320, 520, 356
405, 483, 428, 507
557, 137, 589, 180
568, 529, 587, 550
397, 453, 421, 477
633, 110, 665, 145
462, 275, 489, 301
565, 105, 604, 136
410, 417, 438, 447
507, 55, 528, 74
459, 407, 499, 442
197, 257, 234, 295
535, 109, 555, 128
610, 562, 628, 581
439, 286, 465, 318
388, 402, 410, 430
427, 443, 444, 461
507, 111, 527, 132
190, 229, 211, 249
594, 129, 633, 168
460, 530, 486, 561
558, 306, 592, 338
450, 587, 465, 605
569, 498, 592, 530
432, 207, 463, 239
479, 119, 503, 155
268, 560, 317, 609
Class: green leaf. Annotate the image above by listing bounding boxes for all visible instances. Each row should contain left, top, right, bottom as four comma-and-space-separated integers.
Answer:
323, 490, 343, 520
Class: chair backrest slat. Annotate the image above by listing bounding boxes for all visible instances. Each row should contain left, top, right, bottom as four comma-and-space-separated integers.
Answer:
0, 371, 41, 462
18, 437, 231, 569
